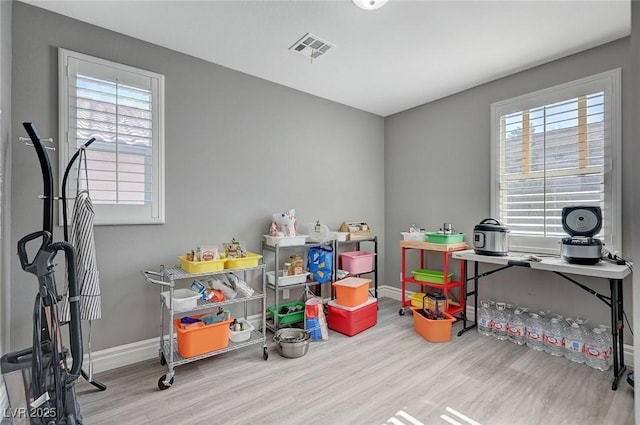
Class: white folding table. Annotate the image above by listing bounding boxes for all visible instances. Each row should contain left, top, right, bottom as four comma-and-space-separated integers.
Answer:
452, 249, 632, 390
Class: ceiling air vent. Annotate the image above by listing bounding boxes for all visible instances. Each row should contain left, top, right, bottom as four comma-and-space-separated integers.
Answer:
289, 33, 335, 61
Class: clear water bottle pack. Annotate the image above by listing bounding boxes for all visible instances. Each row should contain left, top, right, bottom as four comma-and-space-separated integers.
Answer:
564, 319, 585, 364
507, 307, 527, 345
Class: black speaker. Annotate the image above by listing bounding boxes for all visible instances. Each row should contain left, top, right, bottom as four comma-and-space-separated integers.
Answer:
561, 206, 602, 237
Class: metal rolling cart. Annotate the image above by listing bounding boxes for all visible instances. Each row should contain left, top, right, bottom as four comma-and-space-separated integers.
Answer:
143, 262, 267, 390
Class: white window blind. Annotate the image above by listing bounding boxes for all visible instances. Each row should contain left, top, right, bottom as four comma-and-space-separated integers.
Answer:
59, 49, 165, 225
491, 69, 621, 254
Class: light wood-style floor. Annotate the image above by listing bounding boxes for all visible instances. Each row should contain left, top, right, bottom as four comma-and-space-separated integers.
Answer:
75, 298, 634, 425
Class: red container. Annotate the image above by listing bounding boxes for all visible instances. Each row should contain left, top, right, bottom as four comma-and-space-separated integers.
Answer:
328, 297, 377, 336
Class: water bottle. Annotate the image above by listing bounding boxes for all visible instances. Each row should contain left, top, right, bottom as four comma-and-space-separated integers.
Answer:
597, 324, 614, 368
564, 319, 585, 364
526, 313, 545, 351
488, 300, 497, 335
543, 317, 565, 357
584, 327, 610, 371
478, 300, 493, 337
507, 307, 527, 345
493, 302, 509, 341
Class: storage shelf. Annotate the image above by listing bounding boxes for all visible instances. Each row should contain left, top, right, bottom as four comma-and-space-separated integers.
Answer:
163, 291, 265, 315
162, 264, 265, 283
404, 301, 463, 316
262, 239, 336, 331
399, 240, 468, 252
266, 280, 323, 291
400, 242, 466, 317
162, 329, 266, 367
334, 236, 378, 299
262, 241, 332, 252
403, 277, 463, 290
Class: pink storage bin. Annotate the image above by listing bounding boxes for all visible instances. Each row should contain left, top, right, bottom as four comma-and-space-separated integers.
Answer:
339, 251, 376, 275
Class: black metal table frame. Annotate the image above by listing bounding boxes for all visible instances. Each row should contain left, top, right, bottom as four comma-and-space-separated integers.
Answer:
457, 259, 627, 391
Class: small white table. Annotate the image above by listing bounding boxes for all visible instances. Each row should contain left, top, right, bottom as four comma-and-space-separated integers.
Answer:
452, 249, 632, 390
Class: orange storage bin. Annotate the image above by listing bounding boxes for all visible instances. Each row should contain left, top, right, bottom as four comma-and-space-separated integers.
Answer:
332, 277, 371, 307
173, 315, 232, 358
411, 307, 456, 342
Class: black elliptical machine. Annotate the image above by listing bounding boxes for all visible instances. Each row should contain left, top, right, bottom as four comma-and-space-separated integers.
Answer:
0, 123, 83, 424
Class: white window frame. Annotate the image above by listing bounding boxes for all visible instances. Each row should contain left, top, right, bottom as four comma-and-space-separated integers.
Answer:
490, 69, 621, 255
58, 48, 165, 225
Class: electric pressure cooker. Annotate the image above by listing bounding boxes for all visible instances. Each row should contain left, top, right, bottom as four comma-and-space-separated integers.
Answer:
560, 206, 603, 265
473, 218, 510, 256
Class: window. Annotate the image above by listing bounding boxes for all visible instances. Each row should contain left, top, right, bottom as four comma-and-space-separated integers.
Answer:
491, 69, 621, 254
59, 48, 165, 225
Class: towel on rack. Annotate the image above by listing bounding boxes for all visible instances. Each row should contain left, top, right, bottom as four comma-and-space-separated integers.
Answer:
60, 190, 101, 322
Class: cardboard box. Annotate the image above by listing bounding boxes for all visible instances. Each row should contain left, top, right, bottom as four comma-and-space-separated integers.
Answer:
339, 221, 372, 240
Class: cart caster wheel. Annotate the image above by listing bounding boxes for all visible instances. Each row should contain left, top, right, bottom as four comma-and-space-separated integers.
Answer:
399, 308, 405, 316
160, 354, 166, 366
158, 375, 174, 390
263, 348, 269, 361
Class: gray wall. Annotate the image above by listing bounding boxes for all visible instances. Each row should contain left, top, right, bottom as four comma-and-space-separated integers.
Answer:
631, 1, 639, 421
10, 2, 384, 351
385, 39, 633, 336
1, 0, 12, 354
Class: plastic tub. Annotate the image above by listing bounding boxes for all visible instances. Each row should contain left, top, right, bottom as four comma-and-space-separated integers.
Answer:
411, 307, 456, 342
333, 277, 371, 307
268, 301, 306, 325
425, 233, 466, 244
178, 256, 226, 274
401, 232, 426, 242
328, 297, 377, 336
161, 288, 201, 311
339, 251, 376, 275
173, 315, 232, 358
411, 269, 453, 284
334, 232, 349, 241
225, 252, 262, 269
228, 318, 255, 343
266, 271, 309, 286
263, 235, 309, 247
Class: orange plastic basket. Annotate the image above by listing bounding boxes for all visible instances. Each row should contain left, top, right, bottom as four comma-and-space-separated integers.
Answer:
173, 315, 232, 358
410, 307, 456, 343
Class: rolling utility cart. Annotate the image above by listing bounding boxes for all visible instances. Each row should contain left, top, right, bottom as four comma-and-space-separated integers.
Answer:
143, 261, 267, 390
398, 240, 468, 317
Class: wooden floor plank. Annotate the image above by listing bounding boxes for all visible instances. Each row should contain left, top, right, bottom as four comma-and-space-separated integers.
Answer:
72, 298, 633, 425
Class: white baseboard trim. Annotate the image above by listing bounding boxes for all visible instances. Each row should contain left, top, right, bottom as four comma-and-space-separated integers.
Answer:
379, 284, 635, 368
83, 285, 634, 373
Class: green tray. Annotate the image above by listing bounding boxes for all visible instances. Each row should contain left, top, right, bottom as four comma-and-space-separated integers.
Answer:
267, 301, 305, 325
411, 269, 453, 284
425, 232, 465, 244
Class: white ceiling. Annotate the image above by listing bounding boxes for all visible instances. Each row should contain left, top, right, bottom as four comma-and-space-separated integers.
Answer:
20, 0, 631, 117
